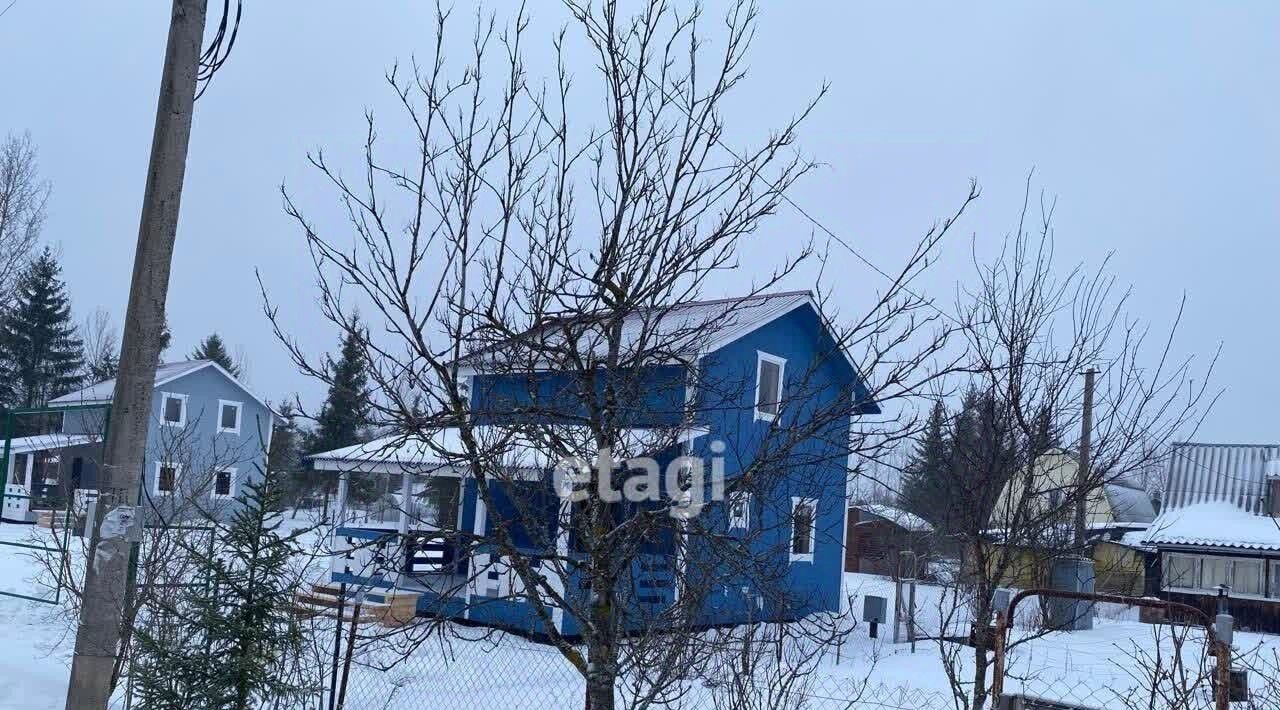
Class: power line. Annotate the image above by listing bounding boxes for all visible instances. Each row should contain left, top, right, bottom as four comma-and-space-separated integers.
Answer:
572, 13, 970, 331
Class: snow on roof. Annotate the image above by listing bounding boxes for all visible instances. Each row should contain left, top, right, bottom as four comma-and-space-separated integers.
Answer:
307, 426, 706, 476
4, 433, 98, 455
457, 291, 880, 415
1102, 483, 1156, 523
853, 503, 934, 533
49, 361, 209, 405
48, 360, 278, 418
1143, 502, 1280, 551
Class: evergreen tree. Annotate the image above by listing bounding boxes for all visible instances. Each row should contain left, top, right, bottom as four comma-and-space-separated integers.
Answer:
311, 325, 369, 454
131, 467, 314, 709
309, 324, 372, 501
191, 332, 240, 377
898, 401, 950, 521
947, 386, 1019, 533
0, 247, 84, 408
87, 346, 119, 382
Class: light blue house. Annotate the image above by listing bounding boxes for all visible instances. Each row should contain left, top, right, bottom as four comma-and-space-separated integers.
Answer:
308, 291, 877, 636
1, 360, 277, 523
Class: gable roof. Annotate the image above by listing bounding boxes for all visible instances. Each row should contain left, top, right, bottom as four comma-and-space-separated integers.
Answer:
459, 290, 880, 414
48, 360, 278, 418
852, 503, 934, 533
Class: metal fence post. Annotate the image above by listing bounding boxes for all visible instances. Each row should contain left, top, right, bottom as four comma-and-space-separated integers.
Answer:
991, 608, 1007, 701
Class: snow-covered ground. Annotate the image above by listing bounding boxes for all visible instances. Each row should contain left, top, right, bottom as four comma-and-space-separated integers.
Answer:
1, 524, 1278, 709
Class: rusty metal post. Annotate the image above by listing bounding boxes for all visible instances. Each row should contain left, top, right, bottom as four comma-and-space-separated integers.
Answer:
1215, 636, 1230, 710
991, 608, 1007, 701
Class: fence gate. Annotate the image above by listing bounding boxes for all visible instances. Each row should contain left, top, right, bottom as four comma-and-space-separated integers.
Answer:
991, 588, 1232, 710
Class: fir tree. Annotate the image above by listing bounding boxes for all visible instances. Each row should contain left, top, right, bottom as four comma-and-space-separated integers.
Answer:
87, 345, 119, 382
309, 324, 373, 501
311, 324, 369, 454
947, 386, 1019, 533
131, 467, 314, 709
191, 332, 240, 377
898, 401, 950, 522
0, 247, 84, 408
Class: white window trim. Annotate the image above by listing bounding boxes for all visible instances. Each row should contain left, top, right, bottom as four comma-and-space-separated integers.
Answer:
789, 496, 818, 562
211, 466, 237, 499
217, 399, 243, 434
753, 351, 786, 422
160, 392, 188, 428
154, 461, 182, 496
1162, 552, 1271, 600
728, 491, 752, 531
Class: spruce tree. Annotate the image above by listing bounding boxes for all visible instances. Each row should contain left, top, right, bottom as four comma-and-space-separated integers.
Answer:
311, 325, 369, 453
191, 332, 240, 377
310, 324, 373, 501
131, 467, 314, 709
898, 401, 949, 522
0, 247, 84, 408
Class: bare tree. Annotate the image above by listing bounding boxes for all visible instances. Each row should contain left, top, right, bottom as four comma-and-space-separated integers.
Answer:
264, 1, 979, 707
80, 308, 120, 381
0, 131, 48, 304
924, 181, 1218, 710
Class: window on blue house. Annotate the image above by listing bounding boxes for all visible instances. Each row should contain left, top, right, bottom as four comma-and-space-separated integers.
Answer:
754, 352, 786, 421
217, 400, 242, 434
155, 462, 180, 496
160, 392, 187, 427
728, 491, 751, 530
212, 467, 236, 499
790, 497, 817, 561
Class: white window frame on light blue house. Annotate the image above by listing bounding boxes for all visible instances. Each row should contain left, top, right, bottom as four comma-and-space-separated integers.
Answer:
160, 392, 188, 428
217, 399, 243, 435
789, 496, 817, 562
154, 461, 181, 496
212, 466, 237, 499
754, 351, 786, 422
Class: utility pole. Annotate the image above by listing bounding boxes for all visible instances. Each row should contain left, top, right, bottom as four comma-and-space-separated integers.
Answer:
1073, 367, 1098, 548
65, 1, 208, 707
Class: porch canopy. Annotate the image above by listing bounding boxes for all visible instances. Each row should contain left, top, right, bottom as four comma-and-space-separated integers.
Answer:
307, 424, 708, 532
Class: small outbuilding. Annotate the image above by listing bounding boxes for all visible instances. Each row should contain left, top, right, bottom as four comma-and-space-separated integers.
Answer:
844, 503, 934, 578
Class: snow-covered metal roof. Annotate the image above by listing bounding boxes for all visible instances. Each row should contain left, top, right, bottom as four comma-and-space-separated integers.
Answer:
852, 503, 934, 533
3, 433, 98, 454
47, 360, 278, 418
1142, 442, 1280, 549
307, 425, 707, 476
49, 360, 209, 405
461, 291, 813, 368
1102, 483, 1156, 523
458, 290, 880, 415
1143, 502, 1280, 551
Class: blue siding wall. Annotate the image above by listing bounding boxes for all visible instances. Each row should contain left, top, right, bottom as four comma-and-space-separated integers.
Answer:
688, 303, 854, 623
470, 365, 687, 428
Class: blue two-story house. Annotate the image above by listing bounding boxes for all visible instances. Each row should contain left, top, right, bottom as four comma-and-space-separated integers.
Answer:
0, 360, 277, 523
307, 291, 877, 635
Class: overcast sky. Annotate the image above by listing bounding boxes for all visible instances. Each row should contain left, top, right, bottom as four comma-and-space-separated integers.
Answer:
1, 2, 1276, 442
